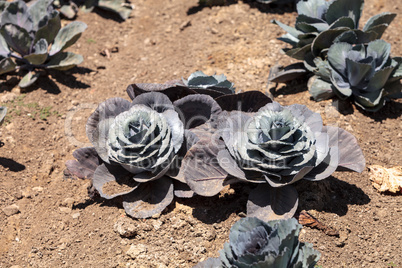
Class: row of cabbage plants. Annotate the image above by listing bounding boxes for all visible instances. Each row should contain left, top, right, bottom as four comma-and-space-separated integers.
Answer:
269, 0, 402, 112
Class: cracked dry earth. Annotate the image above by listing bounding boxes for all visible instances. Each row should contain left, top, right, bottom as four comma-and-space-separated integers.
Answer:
0, 0, 401, 267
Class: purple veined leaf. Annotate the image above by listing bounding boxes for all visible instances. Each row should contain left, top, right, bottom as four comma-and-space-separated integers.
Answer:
193, 257, 221, 268
86, 97, 132, 162
46, 52, 83, 71
1, 0, 33, 32
247, 184, 299, 221
92, 163, 139, 199
173, 180, 195, 198
0, 35, 11, 57
215, 91, 273, 113
287, 103, 323, 133
267, 63, 308, 83
28, 0, 54, 30
181, 139, 228, 197
49, 21, 87, 56
308, 75, 336, 101
126, 82, 196, 101
131, 91, 175, 113
304, 146, 339, 181
34, 10, 61, 44
325, 126, 365, 172
131, 155, 176, 183
217, 149, 247, 181
18, 71, 40, 88
264, 166, 314, 187
311, 28, 350, 57
0, 24, 32, 56
325, 0, 363, 28
0, 57, 16, 75
173, 94, 222, 129
122, 177, 174, 218
65, 147, 100, 180
97, 0, 133, 21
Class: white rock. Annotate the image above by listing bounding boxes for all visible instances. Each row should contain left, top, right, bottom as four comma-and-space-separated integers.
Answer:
2, 204, 20, 216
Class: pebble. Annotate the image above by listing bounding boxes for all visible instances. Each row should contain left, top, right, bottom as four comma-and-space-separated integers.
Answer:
2, 204, 20, 216
72, 212, 80, 219
0, 92, 17, 103
114, 217, 138, 238
32, 187, 43, 193
59, 207, 72, 213
126, 244, 147, 259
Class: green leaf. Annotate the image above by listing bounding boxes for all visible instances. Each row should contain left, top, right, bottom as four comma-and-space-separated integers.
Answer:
49, 21, 87, 56
0, 34, 11, 57
268, 63, 307, 83
46, 52, 83, 70
364, 24, 390, 41
0, 106, 7, 125
327, 42, 353, 74
0, 24, 32, 56
363, 12, 396, 38
285, 44, 311, 61
329, 17, 355, 29
0, 56, 16, 75
308, 75, 335, 101
23, 39, 48, 65
19, 71, 40, 88
326, 0, 364, 28
366, 66, 395, 92
353, 89, 385, 112
28, 0, 54, 30
311, 27, 349, 57
0, 0, 33, 32
59, 4, 78, 19
98, 0, 133, 20
0, 1, 9, 12
34, 11, 61, 44
296, 0, 328, 19
273, 20, 303, 38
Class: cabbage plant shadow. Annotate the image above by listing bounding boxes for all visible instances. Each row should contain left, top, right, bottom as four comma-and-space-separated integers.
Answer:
0, 157, 26, 172
187, 0, 238, 15
48, 67, 92, 90
178, 184, 249, 224
359, 100, 402, 121
295, 176, 370, 216
268, 78, 308, 97
243, 0, 296, 14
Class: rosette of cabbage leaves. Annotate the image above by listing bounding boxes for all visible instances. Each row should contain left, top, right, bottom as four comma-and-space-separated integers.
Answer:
184, 93, 365, 221
126, 71, 235, 102
65, 91, 223, 218
196, 217, 320, 268
325, 40, 402, 111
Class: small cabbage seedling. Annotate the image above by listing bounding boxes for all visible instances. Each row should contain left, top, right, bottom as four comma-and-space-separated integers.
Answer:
196, 217, 321, 268
0, 0, 87, 88
184, 91, 365, 221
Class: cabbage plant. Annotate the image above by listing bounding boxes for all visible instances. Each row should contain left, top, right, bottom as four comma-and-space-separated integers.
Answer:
0, 0, 86, 88
184, 92, 365, 220
126, 71, 235, 101
196, 217, 320, 268
65, 91, 224, 218
319, 40, 401, 111
53, 0, 133, 20
269, 0, 396, 83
